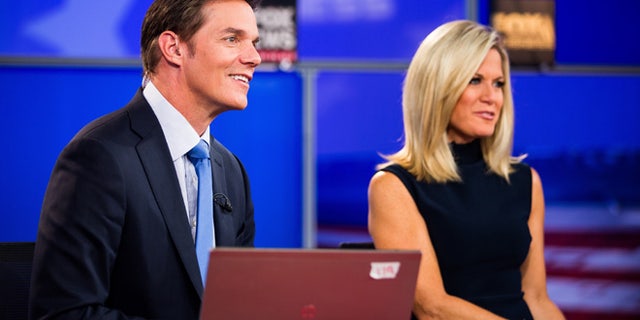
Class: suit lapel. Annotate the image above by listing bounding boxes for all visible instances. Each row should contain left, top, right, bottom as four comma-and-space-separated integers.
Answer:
210, 138, 234, 246
128, 91, 205, 296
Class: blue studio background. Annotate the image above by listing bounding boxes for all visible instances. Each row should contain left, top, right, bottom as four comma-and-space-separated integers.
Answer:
1, 0, 639, 318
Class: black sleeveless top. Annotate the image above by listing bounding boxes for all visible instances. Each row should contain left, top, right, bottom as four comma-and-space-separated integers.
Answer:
383, 140, 534, 319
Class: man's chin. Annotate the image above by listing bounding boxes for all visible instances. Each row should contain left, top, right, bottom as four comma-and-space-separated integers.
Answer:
228, 103, 248, 111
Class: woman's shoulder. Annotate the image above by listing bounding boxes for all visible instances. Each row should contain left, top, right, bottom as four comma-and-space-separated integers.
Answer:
369, 167, 409, 196
378, 163, 415, 182
379, 163, 407, 175
374, 163, 423, 194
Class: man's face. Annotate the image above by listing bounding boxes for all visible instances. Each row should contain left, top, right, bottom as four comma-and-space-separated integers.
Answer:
182, 0, 261, 113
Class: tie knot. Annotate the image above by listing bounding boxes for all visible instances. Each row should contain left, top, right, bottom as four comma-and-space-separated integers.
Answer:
188, 140, 210, 162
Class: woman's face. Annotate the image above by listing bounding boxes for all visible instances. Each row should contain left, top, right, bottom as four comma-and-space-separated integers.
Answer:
447, 48, 504, 144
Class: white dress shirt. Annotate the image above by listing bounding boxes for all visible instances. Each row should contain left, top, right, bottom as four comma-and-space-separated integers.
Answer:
143, 81, 210, 240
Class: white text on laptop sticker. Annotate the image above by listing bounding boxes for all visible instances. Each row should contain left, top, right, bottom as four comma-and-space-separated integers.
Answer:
369, 262, 401, 279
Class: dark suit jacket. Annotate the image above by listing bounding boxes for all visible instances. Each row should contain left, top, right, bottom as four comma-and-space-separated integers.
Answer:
29, 90, 255, 320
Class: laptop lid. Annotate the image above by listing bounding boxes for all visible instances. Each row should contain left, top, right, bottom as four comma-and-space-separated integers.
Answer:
200, 248, 421, 320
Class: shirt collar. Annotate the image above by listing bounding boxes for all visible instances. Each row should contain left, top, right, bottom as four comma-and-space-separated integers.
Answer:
143, 81, 210, 161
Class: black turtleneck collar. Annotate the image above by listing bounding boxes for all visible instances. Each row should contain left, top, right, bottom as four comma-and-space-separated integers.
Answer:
450, 139, 483, 165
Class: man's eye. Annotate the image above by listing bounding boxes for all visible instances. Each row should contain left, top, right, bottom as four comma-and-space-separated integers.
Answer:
225, 36, 238, 43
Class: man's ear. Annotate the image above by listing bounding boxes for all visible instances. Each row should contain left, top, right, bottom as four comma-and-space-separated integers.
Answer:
157, 31, 185, 66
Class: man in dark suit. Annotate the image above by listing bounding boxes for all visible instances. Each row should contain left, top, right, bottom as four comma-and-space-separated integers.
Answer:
29, 0, 261, 319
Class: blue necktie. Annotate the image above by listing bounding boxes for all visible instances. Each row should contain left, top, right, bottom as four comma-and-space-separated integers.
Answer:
188, 140, 215, 285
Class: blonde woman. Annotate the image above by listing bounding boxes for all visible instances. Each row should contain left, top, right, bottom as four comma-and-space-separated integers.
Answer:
368, 20, 565, 319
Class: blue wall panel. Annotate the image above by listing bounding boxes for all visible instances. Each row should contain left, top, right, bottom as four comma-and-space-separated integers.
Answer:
512, 73, 640, 204
3, 0, 640, 65
316, 71, 404, 226
298, 0, 466, 60
0, 0, 153, 59
555, 0, 640, 66
512, 73, 640, 152
212, 71, 303, 247
1, 0, 639, 250
0, 66, 142, 241
0, 67, 303, 247
316, 71, 640, 226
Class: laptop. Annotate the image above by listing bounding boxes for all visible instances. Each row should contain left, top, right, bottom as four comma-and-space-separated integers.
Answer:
200, 248, 421, 320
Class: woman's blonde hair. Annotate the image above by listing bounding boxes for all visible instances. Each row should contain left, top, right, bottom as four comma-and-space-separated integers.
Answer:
380, 20, 524, 183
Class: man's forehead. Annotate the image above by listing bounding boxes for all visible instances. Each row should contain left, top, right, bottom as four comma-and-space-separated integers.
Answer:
202, 2, 258, 34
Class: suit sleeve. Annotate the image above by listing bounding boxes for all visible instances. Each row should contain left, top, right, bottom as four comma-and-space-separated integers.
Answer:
235, 154, 255, 247
29, 137, 145, 320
